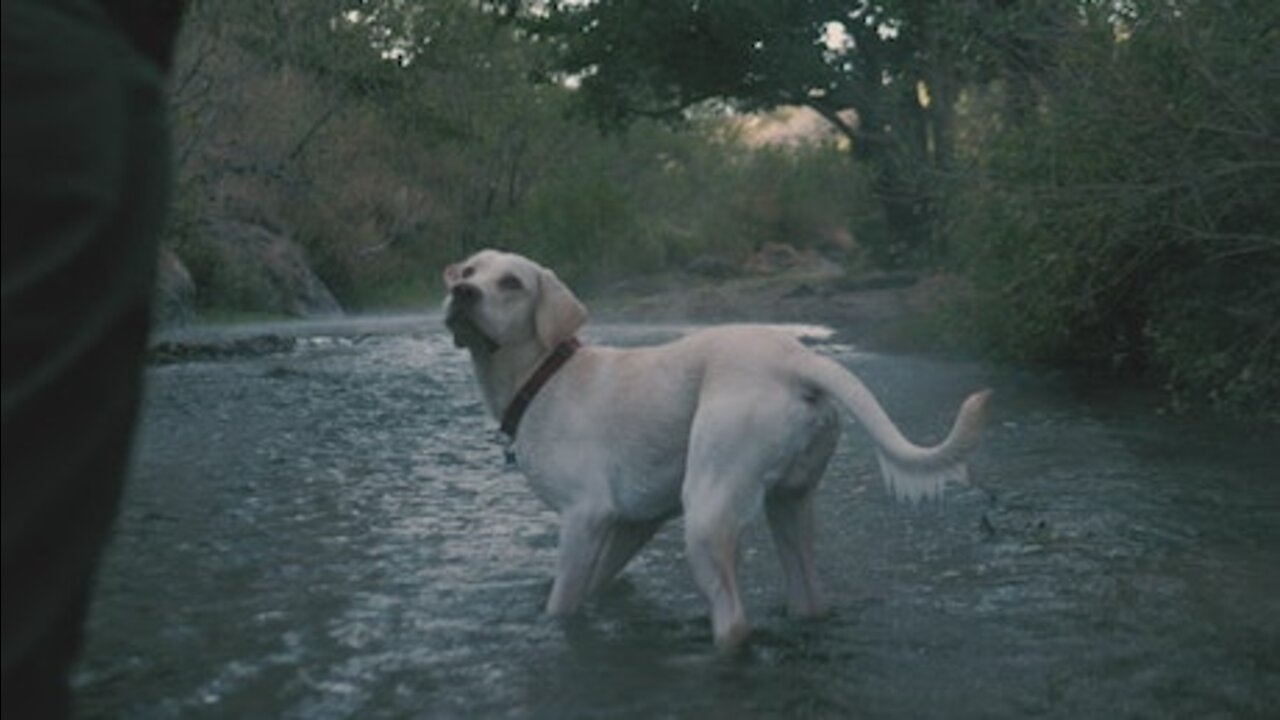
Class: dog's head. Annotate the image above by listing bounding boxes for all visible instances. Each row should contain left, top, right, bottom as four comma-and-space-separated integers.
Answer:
442, 250, 587, 353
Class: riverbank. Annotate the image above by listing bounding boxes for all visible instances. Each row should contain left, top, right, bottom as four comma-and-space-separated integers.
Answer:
149, 268, 964, 363
588, 268, 964, 354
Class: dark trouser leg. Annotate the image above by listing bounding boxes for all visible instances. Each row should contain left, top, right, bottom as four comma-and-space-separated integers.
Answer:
2, 1, 174, 716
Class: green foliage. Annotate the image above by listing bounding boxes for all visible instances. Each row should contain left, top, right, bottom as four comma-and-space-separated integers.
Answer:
166, 0, 878, 310
709, 144, 886, 267
525, 0, 964, 254
498, 160, 640, 282
490, 121, 880, 290
527, 1, 852, 123
946, 0, 1280, 419
167, 0, 1277, 420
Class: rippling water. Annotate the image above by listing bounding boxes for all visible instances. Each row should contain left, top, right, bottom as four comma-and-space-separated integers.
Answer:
73, 317, 1279, 718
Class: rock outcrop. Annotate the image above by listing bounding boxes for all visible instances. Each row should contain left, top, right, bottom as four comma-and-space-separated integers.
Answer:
181, 219, 343, 319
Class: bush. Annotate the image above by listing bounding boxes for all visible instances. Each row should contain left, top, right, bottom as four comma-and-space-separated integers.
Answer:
946, 1, 1279, 419
491, 122, 881, 291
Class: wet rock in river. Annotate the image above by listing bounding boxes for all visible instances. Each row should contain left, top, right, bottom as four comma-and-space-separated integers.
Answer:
148, 334, 297, 365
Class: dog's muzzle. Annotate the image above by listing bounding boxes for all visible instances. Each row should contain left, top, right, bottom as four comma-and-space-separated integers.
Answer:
445, 284, 497, 351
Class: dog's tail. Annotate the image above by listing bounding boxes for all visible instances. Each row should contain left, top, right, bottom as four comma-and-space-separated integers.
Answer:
801, 354, 992, 503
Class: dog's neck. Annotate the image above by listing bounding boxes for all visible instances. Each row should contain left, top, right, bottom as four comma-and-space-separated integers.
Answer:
468, 339, 559, 422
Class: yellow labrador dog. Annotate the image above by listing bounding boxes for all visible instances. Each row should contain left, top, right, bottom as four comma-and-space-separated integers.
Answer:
443, 249, 990, 648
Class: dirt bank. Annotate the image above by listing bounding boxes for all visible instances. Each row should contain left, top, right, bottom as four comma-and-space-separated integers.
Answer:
588, 269, 964, 352
143, 269, 964, 363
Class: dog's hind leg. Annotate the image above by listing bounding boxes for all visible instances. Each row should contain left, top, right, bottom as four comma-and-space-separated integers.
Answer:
683, 494, 752, 650
680, 394, 773, 649
766, 412, 838, 618
681, 376, 833, 647
766, 488, 827, 618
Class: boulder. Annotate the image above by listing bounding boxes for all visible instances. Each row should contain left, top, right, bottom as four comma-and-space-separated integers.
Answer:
149, 334, 297, 365
189, 219, 343, 318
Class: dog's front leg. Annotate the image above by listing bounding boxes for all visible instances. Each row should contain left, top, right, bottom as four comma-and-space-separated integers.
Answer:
546, 511, 664, 614
545, 510, 608, 615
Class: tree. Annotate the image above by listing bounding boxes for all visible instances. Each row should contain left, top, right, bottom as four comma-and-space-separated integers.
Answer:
169, 0, 873, 309
519, 1, 961, 261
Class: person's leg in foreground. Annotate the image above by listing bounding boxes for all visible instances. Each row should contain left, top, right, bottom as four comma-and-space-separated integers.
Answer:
2, 1, 182, 716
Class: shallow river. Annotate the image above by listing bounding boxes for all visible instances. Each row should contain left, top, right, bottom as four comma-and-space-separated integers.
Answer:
74, 317, 1278, 718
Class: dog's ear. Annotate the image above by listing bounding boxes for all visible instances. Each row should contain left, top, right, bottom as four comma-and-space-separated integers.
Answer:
535, 267, 587, 349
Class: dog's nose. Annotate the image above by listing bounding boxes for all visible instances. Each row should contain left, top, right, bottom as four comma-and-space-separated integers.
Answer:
451, 283, 481, 305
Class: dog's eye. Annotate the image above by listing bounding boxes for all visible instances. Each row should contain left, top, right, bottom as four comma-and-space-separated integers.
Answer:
498, 274, 524, 291
461, 266, 476, 279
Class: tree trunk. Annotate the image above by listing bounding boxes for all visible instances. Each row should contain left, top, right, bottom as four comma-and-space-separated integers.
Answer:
806, 97, 928, 266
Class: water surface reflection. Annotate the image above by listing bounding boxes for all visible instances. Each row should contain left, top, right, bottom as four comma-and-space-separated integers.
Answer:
74, 318, 1279, 718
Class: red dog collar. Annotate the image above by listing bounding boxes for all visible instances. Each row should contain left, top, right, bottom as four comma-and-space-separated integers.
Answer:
500, 338, 581, 438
